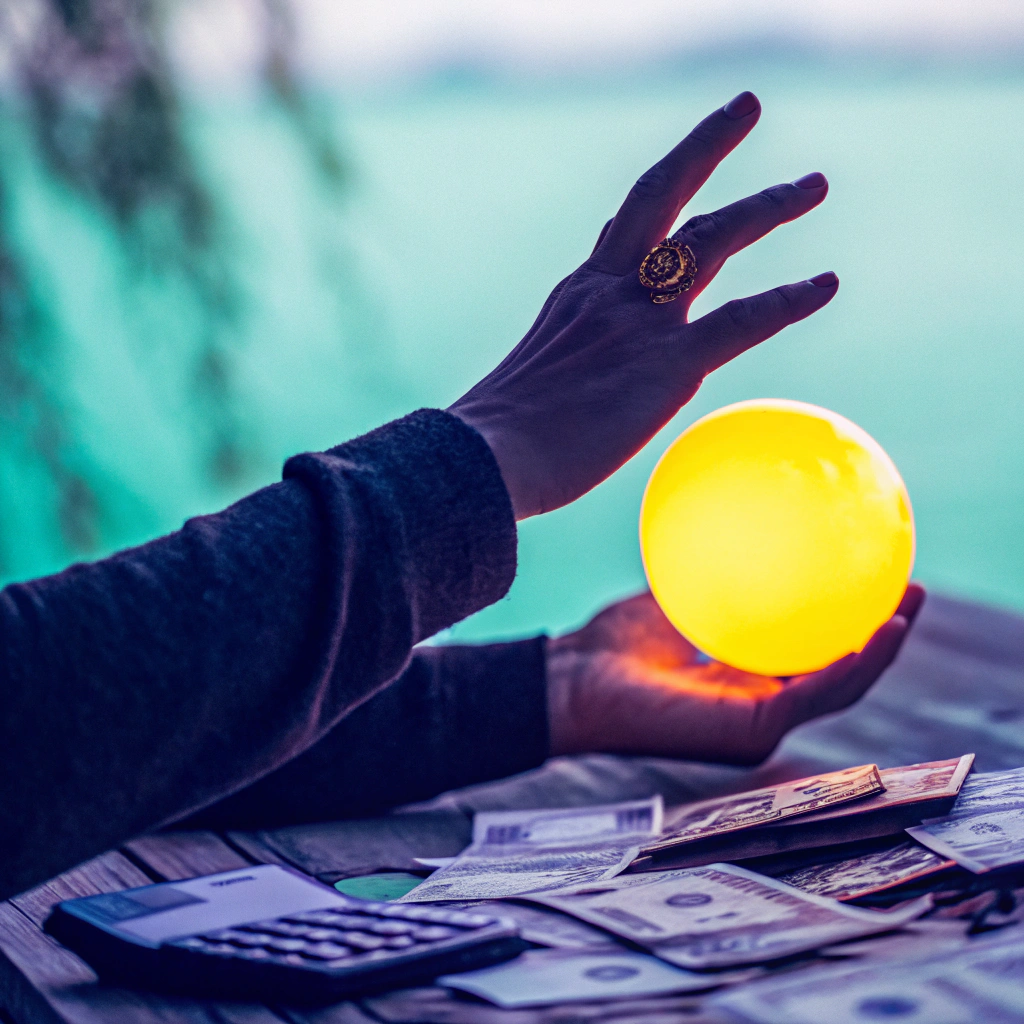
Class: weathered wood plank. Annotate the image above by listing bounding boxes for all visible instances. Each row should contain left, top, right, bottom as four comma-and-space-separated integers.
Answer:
124, 832, 252, 881
223, 833, 291, 868
0, 850, 286, 1024
10, 852, 153, 930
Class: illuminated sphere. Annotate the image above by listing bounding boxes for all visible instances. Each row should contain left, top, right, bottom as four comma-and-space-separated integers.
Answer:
640, 399, 915, 677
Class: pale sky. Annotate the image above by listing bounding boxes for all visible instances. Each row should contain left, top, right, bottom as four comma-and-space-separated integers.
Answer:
169, 0, 1024, 87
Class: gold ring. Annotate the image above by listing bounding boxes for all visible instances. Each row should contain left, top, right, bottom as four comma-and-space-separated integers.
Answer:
638, 238, 697, 304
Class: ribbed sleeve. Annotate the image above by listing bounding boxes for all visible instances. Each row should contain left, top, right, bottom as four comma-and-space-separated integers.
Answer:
0, 409, 516, 900
186, 638, 550, 828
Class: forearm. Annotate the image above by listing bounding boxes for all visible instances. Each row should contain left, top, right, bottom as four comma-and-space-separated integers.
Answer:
0, 410, 516, 900
185, 638, 549, 828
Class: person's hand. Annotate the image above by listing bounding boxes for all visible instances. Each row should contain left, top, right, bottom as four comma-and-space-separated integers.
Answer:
545, 585, 926, 765
450, 91, 837, 520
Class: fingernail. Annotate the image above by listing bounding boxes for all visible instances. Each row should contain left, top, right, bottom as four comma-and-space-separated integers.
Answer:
809, 271, 839, 288
723, 91, 759, 119
792, 171, 827, 190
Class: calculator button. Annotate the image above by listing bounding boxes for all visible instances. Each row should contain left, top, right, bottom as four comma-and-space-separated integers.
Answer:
302, 928, 341, 942
235, 947, 277, 961
337, 897, 387, 913
282, 910, 338, 926
300, 942, 354, 961
455, 914, 497, 928
381, 935, 416, 949
365, 920, 417, 936
409, 925, 458, 942
256, 921, 309, 938
342, 933, 389, 951
382, 906, 438, 920
201, 942, 242, 956
216, 930, 273, 947
325, 913, 374, 929
266, 938, 308, 954
434, 912, 496, 927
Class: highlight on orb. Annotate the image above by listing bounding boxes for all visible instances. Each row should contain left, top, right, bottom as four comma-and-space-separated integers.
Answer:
640, 399, 915, 678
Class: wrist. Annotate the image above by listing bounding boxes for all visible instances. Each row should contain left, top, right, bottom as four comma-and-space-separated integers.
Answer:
448, 402, 534, 521
545, 636, 589, 757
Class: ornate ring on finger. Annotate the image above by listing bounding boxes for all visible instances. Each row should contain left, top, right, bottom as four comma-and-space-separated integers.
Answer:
638, 238, 697, 304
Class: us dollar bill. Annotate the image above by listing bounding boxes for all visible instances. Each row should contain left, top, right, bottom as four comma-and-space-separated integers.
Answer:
531, 863, 930, 969
791, 754, 973, 826
643, 764, 883, 855
439, 948, 718, 1008
907, 767, 1024, 873
434, 899, 621, 949
716, 931, 1024, 1023
400, 797, 663, 902
775, 839, 954, 901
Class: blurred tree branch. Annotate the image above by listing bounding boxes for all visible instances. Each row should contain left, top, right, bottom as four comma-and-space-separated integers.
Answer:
0, 0, 348, 562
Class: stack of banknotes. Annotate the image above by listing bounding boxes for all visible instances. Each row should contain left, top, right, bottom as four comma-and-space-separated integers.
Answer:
393, 755, 1024, 1016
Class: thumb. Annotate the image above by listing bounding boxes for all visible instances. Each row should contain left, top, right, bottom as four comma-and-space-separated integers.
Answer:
770, 615, 909, 731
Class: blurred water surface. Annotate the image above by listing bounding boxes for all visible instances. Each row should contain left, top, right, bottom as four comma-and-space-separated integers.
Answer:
4, 58, 1023, 639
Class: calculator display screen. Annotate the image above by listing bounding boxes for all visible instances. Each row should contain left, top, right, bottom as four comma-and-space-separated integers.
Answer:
73, 865, 346, 943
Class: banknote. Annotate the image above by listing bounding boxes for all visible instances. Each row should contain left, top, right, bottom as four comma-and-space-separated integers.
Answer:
631, 757, 971, 873
907, 766, 1024, 873
532, 863, 930, 969
439, 949, 716, 1007
907, 809, 1024, 873
926, 765, 1024, 818
793, 754, 974, 826
776, 839, 955, 901
400, 797, 663, 902
434, 899, 620, 949
643, 764, 883, 856
716, 931, 1024, 1023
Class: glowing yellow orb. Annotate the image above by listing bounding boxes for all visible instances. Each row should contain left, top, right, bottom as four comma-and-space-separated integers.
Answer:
640, 400, 915, 677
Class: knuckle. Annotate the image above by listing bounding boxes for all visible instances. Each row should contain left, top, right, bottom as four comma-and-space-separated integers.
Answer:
721, 297, 754, 332
677, 211, 719, 240
630, 162, 673, 200
769, 285, 798, 315
685, 121, 721, 160
756, 184, 791, 212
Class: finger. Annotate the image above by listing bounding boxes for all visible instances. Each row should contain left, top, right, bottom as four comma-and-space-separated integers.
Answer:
772, 615, 910, 730
684, 273, 839, 374
672, 174, 828, 296
897, 582, 926, 625
592, 91, 761, 275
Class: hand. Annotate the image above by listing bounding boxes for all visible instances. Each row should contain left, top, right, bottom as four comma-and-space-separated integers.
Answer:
545, 585, 926, 766
450, 91, 837, 520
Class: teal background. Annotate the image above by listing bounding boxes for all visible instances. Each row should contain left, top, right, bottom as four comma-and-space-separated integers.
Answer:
3, 57, 1023, 639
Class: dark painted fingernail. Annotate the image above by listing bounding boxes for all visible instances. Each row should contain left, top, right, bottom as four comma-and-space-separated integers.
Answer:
810, 271, 839, 288
723, 91, 759, 119
792, 171, 827, 190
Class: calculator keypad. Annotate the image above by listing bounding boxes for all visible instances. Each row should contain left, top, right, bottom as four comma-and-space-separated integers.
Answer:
169, 897, 501, 971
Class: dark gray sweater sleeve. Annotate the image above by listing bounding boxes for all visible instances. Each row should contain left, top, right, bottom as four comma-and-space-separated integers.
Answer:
183, 639, 550, 829
0, 409, 518, 901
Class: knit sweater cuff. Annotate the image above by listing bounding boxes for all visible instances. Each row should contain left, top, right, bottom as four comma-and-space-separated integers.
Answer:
284, 409, 517, 643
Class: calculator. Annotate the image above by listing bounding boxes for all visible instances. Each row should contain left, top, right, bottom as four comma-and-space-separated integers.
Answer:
44, 864, 525, 1004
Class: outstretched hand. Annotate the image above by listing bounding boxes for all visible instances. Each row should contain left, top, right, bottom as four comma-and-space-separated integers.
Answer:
451, 91, 837, 520
546, 585, 926, 765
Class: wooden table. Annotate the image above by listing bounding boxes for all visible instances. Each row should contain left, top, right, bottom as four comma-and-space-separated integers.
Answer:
4, 593, 1024, 1024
